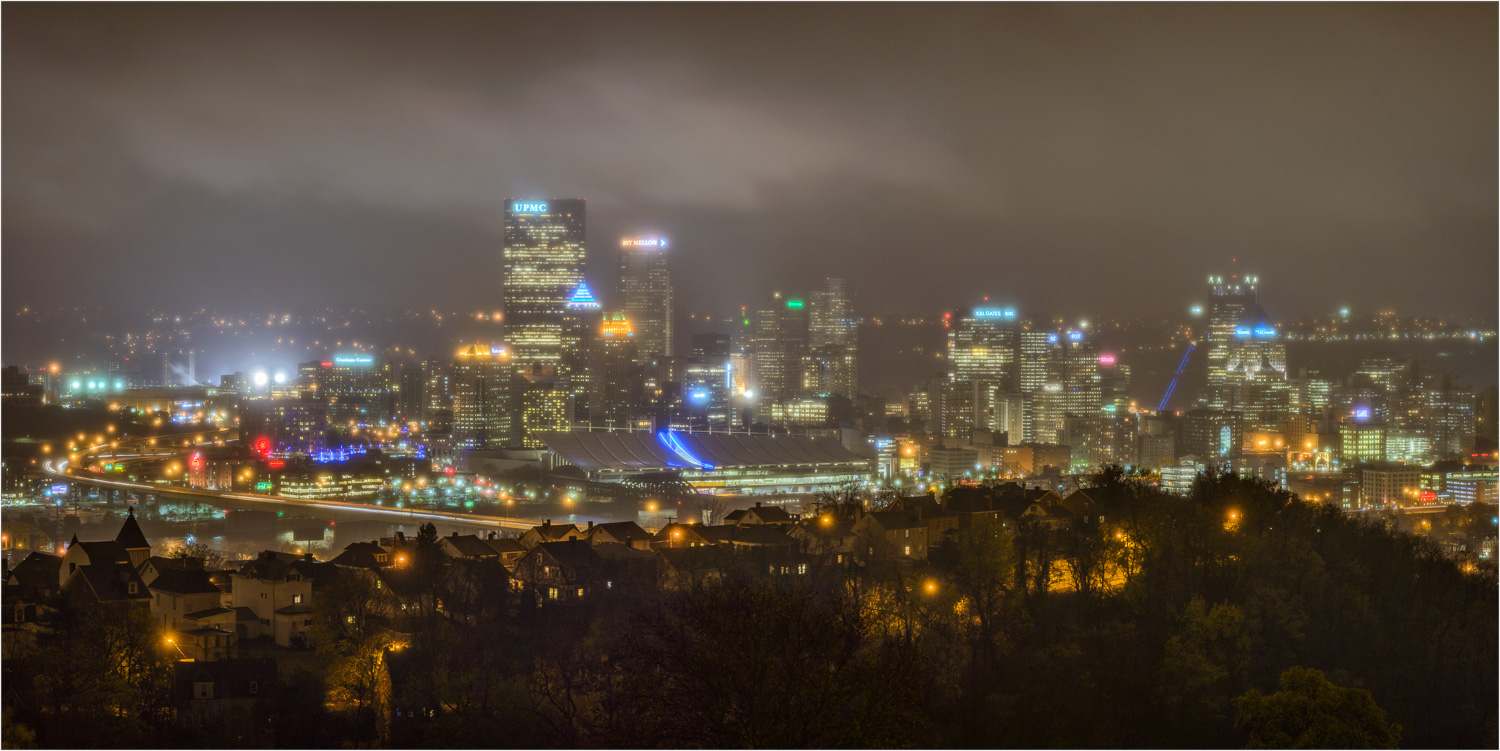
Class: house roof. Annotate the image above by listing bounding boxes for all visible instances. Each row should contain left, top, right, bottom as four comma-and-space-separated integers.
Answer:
173, 658, 277, 702
184, 606, 234, 621
331, 541, 389, 568
530, 539, 602, 570
442, 534, 500, 558
7, 552, 61, 596
591, 542, 658, 562
730, 526, 795, 547
75, 540, 131, 566
867, 509, 925, 531
730, 504, 794, 524
481, 537, 527, 555
658, 545, 733, 572
528, 523, 583, 542
114, 507, 151, 550
586, 521, 650, 544
274, 604, 314, 615
70, 563, 150, 603
148, 566, 223, 596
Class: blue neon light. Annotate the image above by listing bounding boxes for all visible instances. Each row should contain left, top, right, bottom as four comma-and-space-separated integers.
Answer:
974, 308, 1016, 319
1253, 326, 1277, 338
657, 430, 714, 470
689, 391, 709, 401
1234, 327, 1252, 338
334, 355, 374, 365
1068, 330, 1083, 342
1354, 407, 1370, 421
512, 201, 547, 213
1047, 334, 1058, 344
566, 282, 601, 310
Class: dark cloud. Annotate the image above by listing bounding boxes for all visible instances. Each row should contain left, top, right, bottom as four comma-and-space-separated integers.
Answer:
4, 4, 1494, 319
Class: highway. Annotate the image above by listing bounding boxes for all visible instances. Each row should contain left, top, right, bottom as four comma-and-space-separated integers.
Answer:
35, 464, 543, 532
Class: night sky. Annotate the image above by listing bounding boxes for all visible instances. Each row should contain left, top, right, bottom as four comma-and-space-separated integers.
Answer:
5, 4, 1495, 320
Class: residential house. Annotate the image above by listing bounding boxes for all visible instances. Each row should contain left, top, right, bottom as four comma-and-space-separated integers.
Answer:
146, 560, 236, 660
512, 540, 658, 602
172, 658, 276, 734
519, 521, 584, 548
232, 552, 317, 649
582, 521, 652, 550
723, 501, 798, 527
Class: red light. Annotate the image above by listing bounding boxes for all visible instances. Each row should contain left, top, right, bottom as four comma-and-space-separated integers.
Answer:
189, 452, 202, 470
444, 467, 455, 475
943, 312, 951, 319
320, 361, 332, 368
267, 459, 285, 469
1421, 491, 1436, 501
254, 437, 272, 455
329, 521, 336, 526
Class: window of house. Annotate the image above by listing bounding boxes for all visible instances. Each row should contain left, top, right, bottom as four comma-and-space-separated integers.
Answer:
194, 682, 214, 700
128, 582, 138, 595
261, 592, 267, 599
249, 681, 258, 695
376, 554, 387, 563
605, 581, 612, 589
576, 588, 584, 598
293, 594, 303, 604
376, 580, 382, 589
904, 546, 911, 556
797, 563, 807, 575
346, 615, 355, 624
547, 587, 558, 600
905, 529, 910, 538
836, 554, 844, 564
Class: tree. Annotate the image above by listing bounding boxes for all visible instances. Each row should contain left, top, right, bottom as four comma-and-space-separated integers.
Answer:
166, 540, 224, 570
1235, 667, 1401, 749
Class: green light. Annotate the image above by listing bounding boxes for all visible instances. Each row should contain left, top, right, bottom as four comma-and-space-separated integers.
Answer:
786, 300, 803, 309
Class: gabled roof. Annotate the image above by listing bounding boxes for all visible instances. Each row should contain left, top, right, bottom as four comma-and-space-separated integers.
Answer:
729, 504, 795, 524
529, 523, 583, 542
69, 563, 150, 603
657, 546, 733, 572
75, 540, 131, 566
7, 552, 62, 596
331, 541, 389, 568
530, 539, 602, 571
591, 541, 658, 562
481, 537, 527, 556
184, 606, 235, 621
586, 521, 650, 545
441, 534, 500, 558
866, 509, 925, 531
115, 507, 151, 550
729, 526, 795, 547
148, 566, 223, 596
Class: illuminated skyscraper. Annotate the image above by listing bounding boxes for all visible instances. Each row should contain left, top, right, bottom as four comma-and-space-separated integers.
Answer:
587, 313, 641, 429
1203, 272, 1261, 409
619, 237, 673, 362
453, 344, 515, 450
752, 294, 809, 405
806, 278, 858, 398
562, 281, 602, 406
946, 305, 1018, 438
1225, 323, 1289, 430
503, 199, 586, 369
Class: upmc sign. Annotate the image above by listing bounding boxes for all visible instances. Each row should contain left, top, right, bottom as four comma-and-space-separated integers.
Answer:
511, 201, 548, 213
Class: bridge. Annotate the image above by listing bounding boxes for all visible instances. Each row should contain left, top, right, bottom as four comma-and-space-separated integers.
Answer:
33, 467, 542, 532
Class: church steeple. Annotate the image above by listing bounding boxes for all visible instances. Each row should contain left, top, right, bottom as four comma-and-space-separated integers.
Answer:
115, 506, 151, 568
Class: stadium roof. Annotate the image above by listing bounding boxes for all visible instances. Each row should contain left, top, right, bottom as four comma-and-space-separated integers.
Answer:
536, 430, 868, 472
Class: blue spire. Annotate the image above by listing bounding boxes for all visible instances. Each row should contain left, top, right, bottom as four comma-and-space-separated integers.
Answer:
566, 281, 601, 309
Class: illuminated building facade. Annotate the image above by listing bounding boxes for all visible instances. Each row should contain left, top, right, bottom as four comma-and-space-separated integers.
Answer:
752, 295, 809, 408
1203, 273, 1261, 410
518, 383, 573, 449
317, 354, 393, 425
1183, 408, 1244, 467
1016, 327, 1056, 395
1099, 355, 1131, 414
947, 306, 1017, 435
769, 396, 831, 428
1226, 325, 1289, 431
619, 237, 673, 362
587, 313, 640, 429
503, 199, 586, 369
1060, 330, 1102, 417
422, 358, 452, 417
453, 344, 515, 450
1063, 414, 1138, 471
240, 401, 328, 457
1339, 420, 1387, 466
562, 281, 602, 405
1360, 464, 1422, 509
807, 278, 857, 398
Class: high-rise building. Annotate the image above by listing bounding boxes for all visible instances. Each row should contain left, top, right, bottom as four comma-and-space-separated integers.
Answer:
421, 358, 452, 418
1203, 272, 1261, 410
588, 313, 640, 429
1063, 414, 1138, 471
453, 344, 516, 450
1099, 353, 1132, 415
517, 382, 573, 449
683, 333, 732, 432
752, 295, 809, 406
1183, 408, 1244, 467
1339, 419, 1387, 466
503, 199, 586, 370
318, 354, 394, 425
1015, 327, 1055, 395
240, 401, 328, 457
397, 364, 425, 420
1225, 324, 1289, 430
619, 237, 673, 362
1059, 329, 1102, 418
809, 278, 856, 349
562, 281, 602, 406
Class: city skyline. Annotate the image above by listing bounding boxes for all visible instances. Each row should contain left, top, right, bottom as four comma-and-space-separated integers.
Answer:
4, 4, 1495, 321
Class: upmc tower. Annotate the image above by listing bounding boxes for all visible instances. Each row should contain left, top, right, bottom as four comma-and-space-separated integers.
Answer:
503, 199, 586, 371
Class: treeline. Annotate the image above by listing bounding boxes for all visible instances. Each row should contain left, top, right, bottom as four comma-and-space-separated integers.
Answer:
5, 469, 1495, 748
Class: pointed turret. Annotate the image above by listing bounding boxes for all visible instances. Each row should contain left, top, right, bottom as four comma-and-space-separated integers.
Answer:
115, 506, 151, 568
